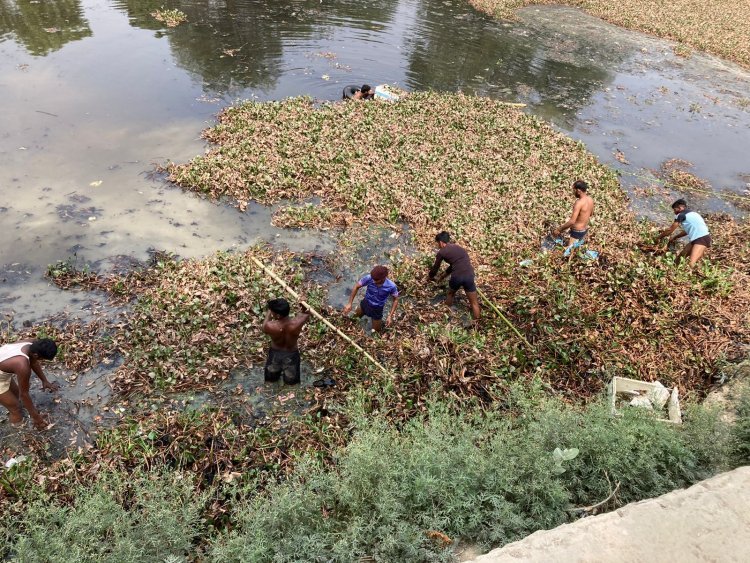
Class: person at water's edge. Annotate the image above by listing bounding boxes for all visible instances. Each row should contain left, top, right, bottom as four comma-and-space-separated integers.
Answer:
343, 265, 399, 333
0, 339, 59, 430
428, 232, 481, 322
262, 299, 310, 385
657, 199, 711, 266
553, 180, 594, 259
343, 84, 374, 100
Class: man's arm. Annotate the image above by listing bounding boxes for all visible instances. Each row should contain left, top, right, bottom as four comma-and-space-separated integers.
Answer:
294, 311, 312, 329
30, 357, 59, 392
658, 221, 681, 240
669, 229, 687, 243
342, 282, 362, 314
554, 201, 582, 235
262, 310, 282, 337
427, 252, 444, 280
386, 296, 399, 326
16, 365, 47, 429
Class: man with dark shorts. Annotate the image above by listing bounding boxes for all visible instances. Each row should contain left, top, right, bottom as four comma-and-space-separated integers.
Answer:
658, 199, 711, 266
262, 298, 310, 385
342, 265, 399, 333
553, 180, 595, 259
428, 231, 480, 321
0, 338, 59, 430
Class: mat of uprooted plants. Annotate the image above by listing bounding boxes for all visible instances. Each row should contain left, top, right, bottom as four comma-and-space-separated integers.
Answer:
467, 0, 750, 69
166, 93, 750, 397
6, 92, 748, 511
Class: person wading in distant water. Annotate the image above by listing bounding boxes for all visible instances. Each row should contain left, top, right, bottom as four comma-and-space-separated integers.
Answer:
342, 265, 399, 333
428, 231, 480, 322
342, 84, 374, 100
553, 180, 595, 258
262, 298, 310, 385
0, 338, 59, 430
657, 198, 712, 266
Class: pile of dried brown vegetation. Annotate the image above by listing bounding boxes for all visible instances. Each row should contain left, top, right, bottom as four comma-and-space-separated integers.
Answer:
467, 0, 750, 69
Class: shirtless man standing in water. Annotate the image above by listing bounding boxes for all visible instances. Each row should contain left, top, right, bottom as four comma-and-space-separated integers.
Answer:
262, 298, 310, 385
553, 180, 595, 258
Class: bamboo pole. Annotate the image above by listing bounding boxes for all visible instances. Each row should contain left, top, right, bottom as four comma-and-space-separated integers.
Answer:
250, 256, 392, 377
476, 288, 533, 350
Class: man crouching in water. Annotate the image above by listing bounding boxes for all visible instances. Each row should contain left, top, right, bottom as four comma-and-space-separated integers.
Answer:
0, 338, 59, 430
262, 298, 310, 385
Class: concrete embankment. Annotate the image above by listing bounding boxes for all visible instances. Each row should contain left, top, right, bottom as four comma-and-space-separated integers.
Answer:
468, 466, 750, 562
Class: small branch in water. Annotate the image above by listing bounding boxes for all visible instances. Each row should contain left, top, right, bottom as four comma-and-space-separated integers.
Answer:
35, 110, 58, 117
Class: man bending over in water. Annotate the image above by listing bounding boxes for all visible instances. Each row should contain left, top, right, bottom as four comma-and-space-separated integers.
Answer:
553, 180, 594, 258
657, 199, 712, 266
0, 338, 59, 430
262, 298, 310, 385
428, 231, 480, 322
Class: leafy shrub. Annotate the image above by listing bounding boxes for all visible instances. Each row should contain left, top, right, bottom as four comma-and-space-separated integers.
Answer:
209, 390, 728, 562
3, 390, 730, 562
8, 470, 206, 562
731, 390, 750, 465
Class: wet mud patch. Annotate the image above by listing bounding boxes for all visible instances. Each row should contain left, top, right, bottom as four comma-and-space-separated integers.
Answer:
0, 357, 122, 460
162, 366, 317, 425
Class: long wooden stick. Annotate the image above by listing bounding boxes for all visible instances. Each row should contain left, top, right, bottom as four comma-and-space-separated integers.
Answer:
250, 256, 391, 377
476, 288, 533, 350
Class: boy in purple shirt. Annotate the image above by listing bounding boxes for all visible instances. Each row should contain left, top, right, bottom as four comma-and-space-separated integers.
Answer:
342, 265, 399, 333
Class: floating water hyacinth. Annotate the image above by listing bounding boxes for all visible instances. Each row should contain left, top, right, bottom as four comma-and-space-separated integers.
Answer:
166, 93, 750, 397
467, 0, 750, 69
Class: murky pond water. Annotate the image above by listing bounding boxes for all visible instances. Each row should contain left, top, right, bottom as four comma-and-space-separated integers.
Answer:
2, 0, 750, 450
2, 0, 749, 322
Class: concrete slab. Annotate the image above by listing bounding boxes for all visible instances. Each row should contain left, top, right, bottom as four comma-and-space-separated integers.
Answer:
467, 467, 750, 563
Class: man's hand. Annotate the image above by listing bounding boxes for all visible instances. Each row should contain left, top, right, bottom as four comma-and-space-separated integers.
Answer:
42, 381, 60, 392
386, 316, 394, 327
552, 228, 561, 237
342, 303, 352, 315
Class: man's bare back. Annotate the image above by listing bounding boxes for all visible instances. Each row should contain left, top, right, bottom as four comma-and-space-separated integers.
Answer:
262, 299, 310, 385
263, 313, 310, 351
554, 181, 595, 237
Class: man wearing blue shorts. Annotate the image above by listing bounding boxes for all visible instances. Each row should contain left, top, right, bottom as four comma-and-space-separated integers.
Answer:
658, 199, 711, 266
553, 180, 595, 259
428, 231, 480, 321
342, 265, 399, 333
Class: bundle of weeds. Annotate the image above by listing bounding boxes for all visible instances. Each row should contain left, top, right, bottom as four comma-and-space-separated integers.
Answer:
658, 158, 710, 194
46, 254, 173, 302
151, 8, 188, 27
169, 94, 750, 396
466, 1, 750, 69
